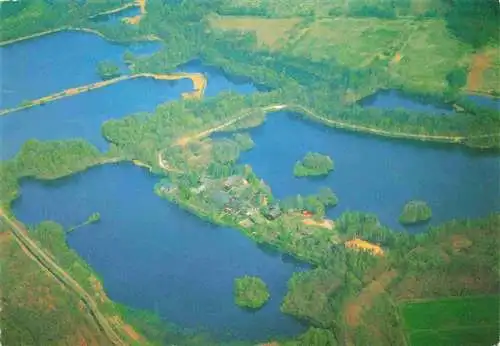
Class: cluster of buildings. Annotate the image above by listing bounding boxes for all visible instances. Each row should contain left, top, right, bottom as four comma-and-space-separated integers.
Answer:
188, 174, 283, 226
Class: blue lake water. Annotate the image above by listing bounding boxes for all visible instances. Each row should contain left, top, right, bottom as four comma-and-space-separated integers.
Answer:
177, 60, 262, 98
360, 89, 453, 115
1, 33, 262, 161
0, 30, 162, 110
1, 31, 131, 109
12, 163, 307, 342
90, 6, 141, 23
238, 111, 500, 231
0, 78, 192, 160
466, 94, 500, 111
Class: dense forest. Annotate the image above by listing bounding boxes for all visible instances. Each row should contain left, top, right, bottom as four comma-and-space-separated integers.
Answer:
0, 0, 133, 42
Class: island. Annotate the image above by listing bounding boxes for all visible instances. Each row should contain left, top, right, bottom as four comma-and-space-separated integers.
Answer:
399, 200, 432, 224
96, 61, 121, 80
234, 275, 270, 309
67, 212, 101, 233
294, 152, 334, 177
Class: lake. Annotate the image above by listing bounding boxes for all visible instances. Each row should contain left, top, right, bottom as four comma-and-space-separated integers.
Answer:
360, 89, 453, 115
466, 94, 500, 111
238, 111, 500, 231
12, 163, 307, 342
90, 6, 141, 23
177, 59, 264, 98
0, 32, 260, 161
1, 30, 162, 110
5, 29, 303, 343
0, 78, 192, 160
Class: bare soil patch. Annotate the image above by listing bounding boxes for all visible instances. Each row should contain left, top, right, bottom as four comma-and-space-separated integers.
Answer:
467, 53, 491, 91
345, 270, 397, 327
303, 217, 334, 230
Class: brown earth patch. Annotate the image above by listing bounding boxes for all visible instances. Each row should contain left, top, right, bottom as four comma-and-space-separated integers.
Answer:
392, 52, 402, 63
123, 324, 141, 341
303, 218, 334, 230
467, 53, 490, 91
450, 234, 472, 252
345, 270, 397, 327
89, 275, 107, 303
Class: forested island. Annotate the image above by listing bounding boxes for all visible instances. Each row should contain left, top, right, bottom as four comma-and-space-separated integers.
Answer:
399, 200, 432, 224
294, 152, 334, 177
97, 61, 122, 80
234, 276, 270, 309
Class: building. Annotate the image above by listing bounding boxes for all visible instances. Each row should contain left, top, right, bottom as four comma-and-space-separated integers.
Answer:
223, 175, 246, 191
159, 182, 176, 194
262, 204, 282, 220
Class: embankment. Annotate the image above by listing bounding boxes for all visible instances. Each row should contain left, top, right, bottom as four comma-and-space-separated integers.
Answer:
0, 72, 207, 116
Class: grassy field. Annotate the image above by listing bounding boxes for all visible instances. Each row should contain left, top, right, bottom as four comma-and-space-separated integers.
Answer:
209, 14, 482, 93
218, 0, 449, 18
290, 17, 415, 67
390, 19, 473, 92
400, 295, 499, 346
209, 15, 301, 50
0, 230, 110, 345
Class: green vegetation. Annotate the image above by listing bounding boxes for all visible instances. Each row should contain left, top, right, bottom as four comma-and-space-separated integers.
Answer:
279, 187, 338, 218
0, 139, 116, 208
446, 68, 468, 90
283, 327, 339, 346
0, 227, 111, 345
233, 275, 270, 309
399, 200, 432, 224
0, 0, 134, 43
67, 212, 101, 233
401, 296, 499, 346
97, 60, 122, 80
294, 152, 334, 177
232, 132, 255, 151
89, 212, 101, 223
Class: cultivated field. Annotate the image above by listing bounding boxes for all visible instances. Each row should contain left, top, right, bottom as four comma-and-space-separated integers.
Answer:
400, 295, 500, 346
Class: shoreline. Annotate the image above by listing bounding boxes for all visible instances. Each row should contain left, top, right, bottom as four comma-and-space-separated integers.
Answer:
0, 72, 207, 117
0, 26, 161, 47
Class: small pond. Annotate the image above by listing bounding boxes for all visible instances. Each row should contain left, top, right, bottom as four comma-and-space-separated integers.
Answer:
177, 59, 266, 98
90, 6, 141, 23
360, 89, 454, 115
466, 94, 500, 111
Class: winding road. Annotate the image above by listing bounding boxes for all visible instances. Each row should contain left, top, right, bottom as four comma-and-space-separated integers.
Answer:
0, 208, 127, 346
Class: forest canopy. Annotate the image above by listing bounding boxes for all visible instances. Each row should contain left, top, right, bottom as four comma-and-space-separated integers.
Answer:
233, 276, 270, 309
294, 152, 334, 177
399, 200, 433, 224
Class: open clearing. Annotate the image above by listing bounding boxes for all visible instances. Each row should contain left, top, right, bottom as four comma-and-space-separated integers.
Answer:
209, 15, 301, 50
390, 19, 472, 92
290, 17, 414, 68
400, 295, 499, 346
467, 47, 500, 94
345, 270, 397, 327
